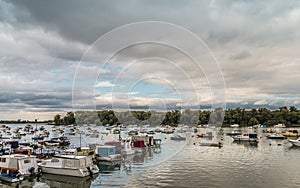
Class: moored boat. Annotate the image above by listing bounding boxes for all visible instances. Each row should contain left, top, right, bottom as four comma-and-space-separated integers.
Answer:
170, 135, 186, 141
95, 145, 122, 162
281, 130, 298, 137
0, 154, 38, 183
226, 130, 242, 136
232, 133, 258, 142
289, 138, 300, 146
38, 155, 99, 177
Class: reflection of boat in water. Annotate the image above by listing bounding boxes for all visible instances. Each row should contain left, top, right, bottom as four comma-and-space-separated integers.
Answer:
170, 135, 186, 141
40, 173, 96, 188
266, 133, 286, 139
200, 142, 222, 147
97, 162, 120, 172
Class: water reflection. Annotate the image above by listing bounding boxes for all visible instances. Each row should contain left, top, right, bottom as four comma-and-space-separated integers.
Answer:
39, 174, 96, 188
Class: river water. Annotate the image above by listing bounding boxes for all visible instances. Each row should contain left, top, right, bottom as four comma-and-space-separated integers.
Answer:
1, 125, 300, 188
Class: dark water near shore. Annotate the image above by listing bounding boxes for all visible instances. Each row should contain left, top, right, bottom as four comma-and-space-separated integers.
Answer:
1, 125, 300, 188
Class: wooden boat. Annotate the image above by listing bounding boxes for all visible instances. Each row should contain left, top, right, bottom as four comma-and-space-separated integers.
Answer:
0, 154, 38, 182
38, 155, 99, 177
281, 130, 298, 137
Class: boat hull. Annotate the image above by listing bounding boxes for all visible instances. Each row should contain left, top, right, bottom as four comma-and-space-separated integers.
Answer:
267, 135, 286, 139
0, 174, 24, 183
233, 138, 258, 142
289, 140, 300, 146
39, 165, 99, 177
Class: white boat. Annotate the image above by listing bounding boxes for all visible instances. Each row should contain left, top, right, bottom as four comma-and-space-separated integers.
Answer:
38, 155, 99, 177
121, 143, 135, 156
288, 138, 300, 146
232, 134, 258, 142
0, 154, 38, 182
230, 124, 239, 128
273, 123, 286, 128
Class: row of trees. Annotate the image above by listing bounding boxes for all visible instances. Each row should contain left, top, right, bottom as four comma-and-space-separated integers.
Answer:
53, 106, 300, 127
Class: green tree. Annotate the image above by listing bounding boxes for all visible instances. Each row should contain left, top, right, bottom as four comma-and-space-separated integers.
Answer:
54, 114, 61, 125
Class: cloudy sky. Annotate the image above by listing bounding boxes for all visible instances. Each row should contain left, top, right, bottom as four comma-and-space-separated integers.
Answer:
1, 0, 300, 120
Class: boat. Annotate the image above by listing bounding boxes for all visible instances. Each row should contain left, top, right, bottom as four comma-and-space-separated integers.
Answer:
230, 124, 239, 128
281, 130, 298, 137
95, 145, 122, 162
121, 143, 136, 156
274, 123, 286, 128
32, 135, 44, 141
38, 155, 99, 177
197, 132, 213, 138
161, 128, 174, 134
226, 130, 242, 136
232, 133, 258, 142
0, 154, 38, 183
288, 138, 300, 146
263, 128, 276, 133
44, 136, 71, 146
266, 133, 286, 139
128, 129, 138, 136
170, 135, 186, 141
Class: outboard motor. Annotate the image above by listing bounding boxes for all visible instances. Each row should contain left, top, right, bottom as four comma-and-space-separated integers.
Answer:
29, 167, 35, 176
86, 166, 93, 176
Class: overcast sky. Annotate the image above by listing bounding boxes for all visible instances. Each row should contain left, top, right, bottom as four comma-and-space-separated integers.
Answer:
1, 0, 300, 120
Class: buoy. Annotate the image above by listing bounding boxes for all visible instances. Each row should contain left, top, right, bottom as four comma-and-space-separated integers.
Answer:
269, 143, 271, 146
278, 144, 281, 146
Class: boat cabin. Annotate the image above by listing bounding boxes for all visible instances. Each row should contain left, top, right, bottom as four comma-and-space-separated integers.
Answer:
0, 154, 38, 176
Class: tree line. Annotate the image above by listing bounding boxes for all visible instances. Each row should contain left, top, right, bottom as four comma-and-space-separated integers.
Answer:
52, 106, 300, 127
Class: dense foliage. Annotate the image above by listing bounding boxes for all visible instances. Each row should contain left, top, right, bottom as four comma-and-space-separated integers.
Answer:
52, 106, 300, 127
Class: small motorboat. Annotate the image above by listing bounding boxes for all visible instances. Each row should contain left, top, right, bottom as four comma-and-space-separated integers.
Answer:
233, 133, 258, 142
197, 132, 213, 138
226, 130, 242, 136
288, 138, 300, 146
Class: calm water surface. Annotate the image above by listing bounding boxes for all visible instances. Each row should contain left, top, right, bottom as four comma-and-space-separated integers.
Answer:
1, 126, 300, 188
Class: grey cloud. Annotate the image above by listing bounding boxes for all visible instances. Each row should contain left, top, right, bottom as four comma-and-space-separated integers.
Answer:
230, 51, 251, 60
1, 0, 300, 120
